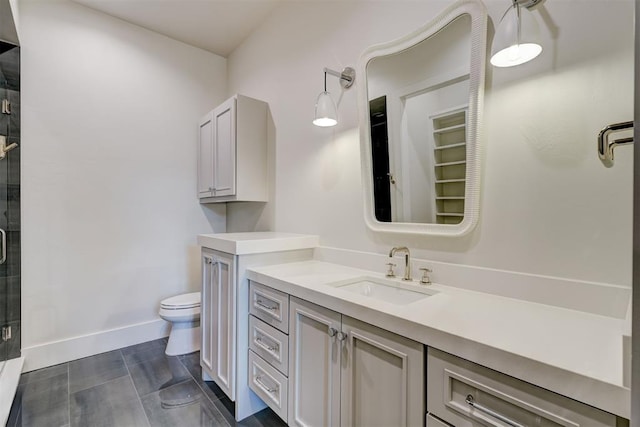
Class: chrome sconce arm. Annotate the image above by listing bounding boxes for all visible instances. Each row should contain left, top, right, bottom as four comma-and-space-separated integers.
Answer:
324, 67, 355, 89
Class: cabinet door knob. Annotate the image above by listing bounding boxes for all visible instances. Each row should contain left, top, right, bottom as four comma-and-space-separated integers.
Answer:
337, 331, 348, 342
328, 327, 338, 337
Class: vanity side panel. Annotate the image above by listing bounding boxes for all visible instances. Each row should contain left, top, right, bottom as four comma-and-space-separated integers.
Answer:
235, 94, 268, 202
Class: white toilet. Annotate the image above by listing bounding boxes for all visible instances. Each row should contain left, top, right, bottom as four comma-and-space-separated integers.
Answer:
159, 292, 201, 356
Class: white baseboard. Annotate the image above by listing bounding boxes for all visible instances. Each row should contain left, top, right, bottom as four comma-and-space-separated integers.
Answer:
22, 319, 170, 372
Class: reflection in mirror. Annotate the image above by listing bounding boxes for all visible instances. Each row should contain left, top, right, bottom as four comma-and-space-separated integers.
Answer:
368, 15, 471, 224
358, 0, 487, 236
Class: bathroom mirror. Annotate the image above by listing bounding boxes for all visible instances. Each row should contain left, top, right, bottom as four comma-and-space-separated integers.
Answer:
358, 0, 487, 236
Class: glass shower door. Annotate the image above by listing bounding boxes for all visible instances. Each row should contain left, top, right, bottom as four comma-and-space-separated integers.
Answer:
0, 43, 21, 365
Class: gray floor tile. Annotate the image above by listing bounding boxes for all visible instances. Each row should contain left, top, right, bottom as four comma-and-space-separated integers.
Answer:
70, 376, 149, 427
19, 363, 67, 385
178, 353, 285, 427
15, 370, 69, 427
235, 408, 287, 427
141, 379, 230, 427
122, 338, 168, 366
18, 370, 68, 406
69, 350, 128, 393
206, 393, 286, 427
10, 341, 286, 427
128, 353, 191, 397
179, 352, 227, 401
177, 352, 203, 379
211, 396, 236, 426
16, 401, 69, 427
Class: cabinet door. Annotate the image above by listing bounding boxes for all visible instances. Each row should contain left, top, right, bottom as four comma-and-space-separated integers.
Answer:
200, 252, 215, 375
340, 316, 424, 427
213, 97, 236, 197
198, 112, 214, 198
288, 297, 341, 427
211, 251, 236, 400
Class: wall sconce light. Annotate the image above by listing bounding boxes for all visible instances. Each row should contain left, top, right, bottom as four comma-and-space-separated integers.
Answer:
313, 67, 355, 127
490, 0, 543, 67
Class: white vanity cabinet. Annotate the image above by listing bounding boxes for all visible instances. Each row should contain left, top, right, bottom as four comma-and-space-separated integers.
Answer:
198, 232, 319, 422
198, 94, 268, 203
200, 248, 236, 399
287, 296, 425, 427
427, 348, 624, 427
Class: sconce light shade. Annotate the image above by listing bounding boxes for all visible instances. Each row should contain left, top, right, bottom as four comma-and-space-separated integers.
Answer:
490, 2, 542, 67
312, 67, 355, 127
313, 91, 338, 127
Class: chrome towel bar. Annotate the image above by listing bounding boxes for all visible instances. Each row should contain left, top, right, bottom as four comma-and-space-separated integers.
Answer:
598, 121, 634, 167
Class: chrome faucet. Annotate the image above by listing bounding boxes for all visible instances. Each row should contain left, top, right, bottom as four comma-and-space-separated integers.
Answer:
389, 246, 412, 281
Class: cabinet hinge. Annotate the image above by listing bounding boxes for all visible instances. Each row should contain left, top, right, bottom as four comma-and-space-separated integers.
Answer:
2, 325, 11, 342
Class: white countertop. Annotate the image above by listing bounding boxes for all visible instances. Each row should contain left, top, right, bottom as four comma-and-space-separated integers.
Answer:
198, 232, 319, 255
246, 260, 630, 419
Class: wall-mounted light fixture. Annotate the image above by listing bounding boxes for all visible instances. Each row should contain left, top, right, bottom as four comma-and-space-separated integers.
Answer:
490, 0, 543, 67
313, 67, 355, 127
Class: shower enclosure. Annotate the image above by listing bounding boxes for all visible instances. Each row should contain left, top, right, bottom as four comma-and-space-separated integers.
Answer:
0, 42, 20, 373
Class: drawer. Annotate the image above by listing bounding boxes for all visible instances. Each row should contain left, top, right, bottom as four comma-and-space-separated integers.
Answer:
249, 350, 288, 423
249, 315, 289, 376
249, 281, 289, 334
427, 348, 620, 427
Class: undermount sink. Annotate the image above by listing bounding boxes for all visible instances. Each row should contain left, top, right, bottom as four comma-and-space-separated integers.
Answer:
329, 276, 437, 305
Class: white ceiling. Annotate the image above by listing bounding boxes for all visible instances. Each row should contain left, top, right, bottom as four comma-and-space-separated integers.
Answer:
73, 0, 283, 57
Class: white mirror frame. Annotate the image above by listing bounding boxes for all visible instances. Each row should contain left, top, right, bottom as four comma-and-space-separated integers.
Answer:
358, 0, 487, 237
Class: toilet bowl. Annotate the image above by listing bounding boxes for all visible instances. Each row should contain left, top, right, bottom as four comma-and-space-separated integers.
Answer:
159, 292, 201, 356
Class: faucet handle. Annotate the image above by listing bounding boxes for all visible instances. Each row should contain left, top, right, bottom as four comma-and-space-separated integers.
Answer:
385, 262, 396, 278
419, 267, 432, 285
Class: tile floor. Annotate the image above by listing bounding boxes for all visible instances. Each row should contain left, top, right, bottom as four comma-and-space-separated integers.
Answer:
7, 338, 286, 427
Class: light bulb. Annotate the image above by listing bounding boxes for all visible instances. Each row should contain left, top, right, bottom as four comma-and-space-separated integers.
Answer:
491, 43, 542, 67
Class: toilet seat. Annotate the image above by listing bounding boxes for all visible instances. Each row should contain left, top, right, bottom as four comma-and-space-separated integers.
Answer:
161, 292, 201, 310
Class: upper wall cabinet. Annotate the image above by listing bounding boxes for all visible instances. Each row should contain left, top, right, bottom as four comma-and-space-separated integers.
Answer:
358, 0, 487, 236
198, 94, 268, 203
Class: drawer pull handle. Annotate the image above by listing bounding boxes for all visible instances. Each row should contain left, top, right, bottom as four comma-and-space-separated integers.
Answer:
256, 336, 278, 353
256, 375, 278, 394
256, 299, 278, 312
465, 395, 525, 427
